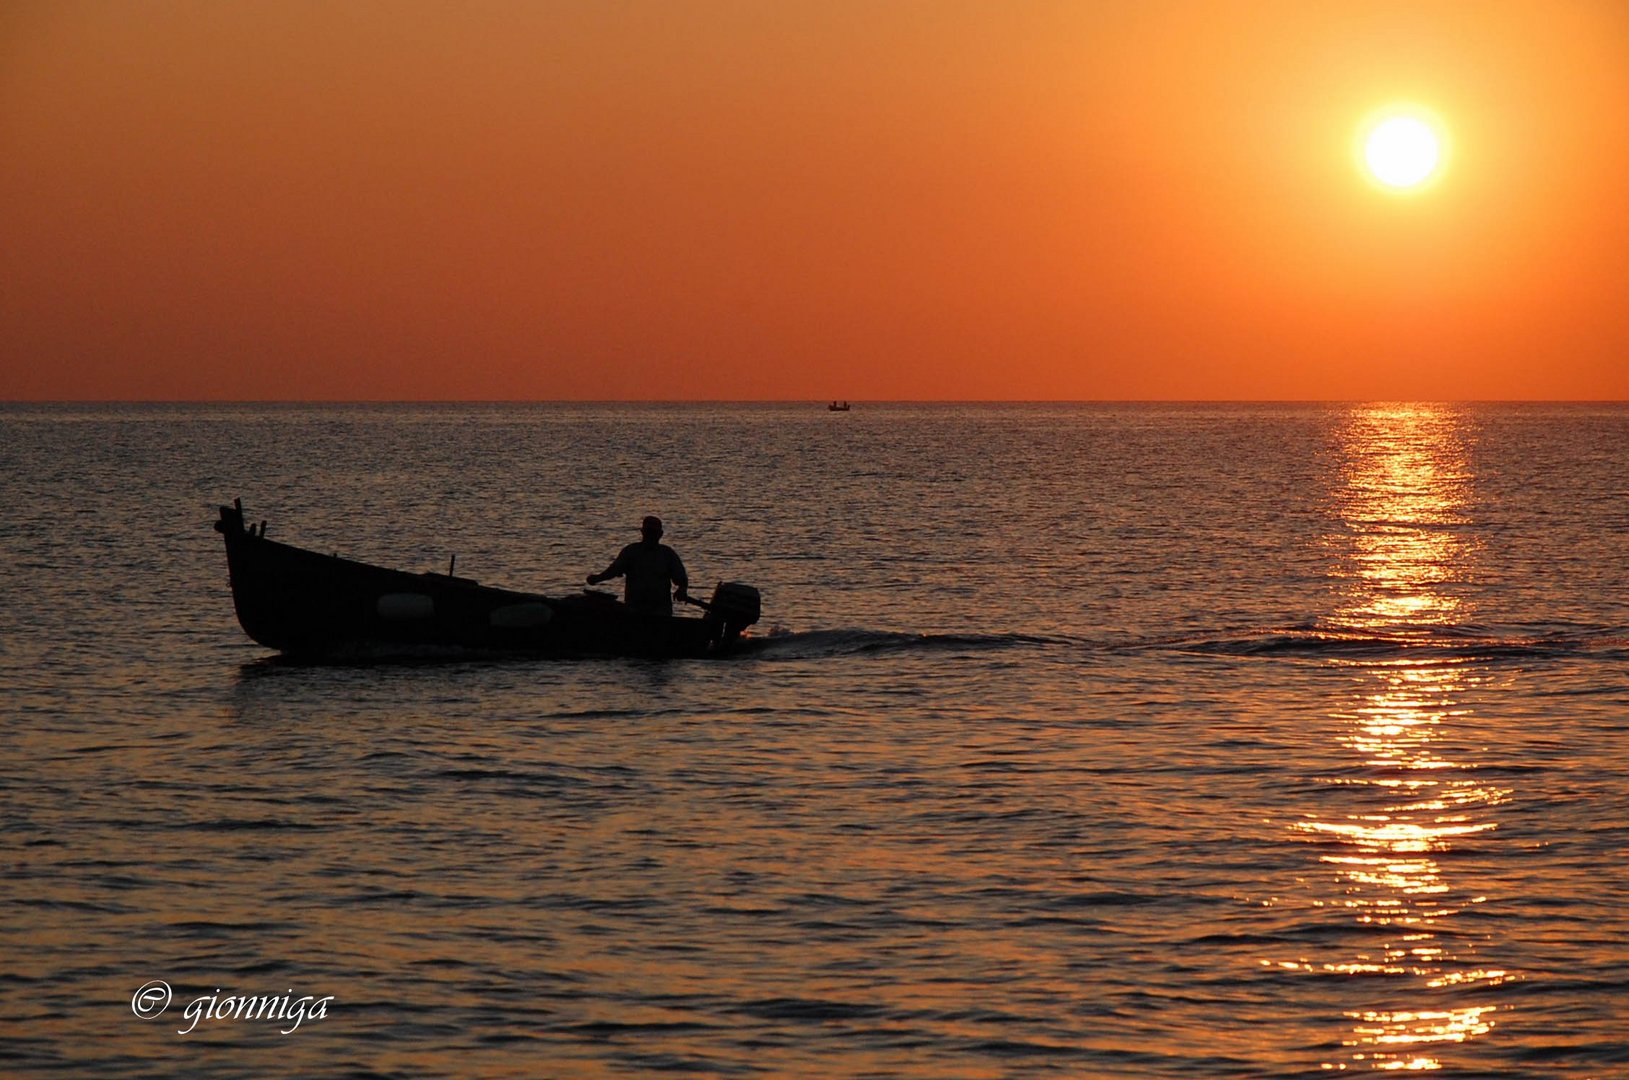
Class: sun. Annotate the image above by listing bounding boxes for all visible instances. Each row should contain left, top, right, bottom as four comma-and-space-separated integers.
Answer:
1358, 107, 1447, 192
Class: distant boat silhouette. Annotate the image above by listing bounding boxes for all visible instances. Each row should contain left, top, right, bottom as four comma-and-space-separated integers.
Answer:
828, 401, 851, 411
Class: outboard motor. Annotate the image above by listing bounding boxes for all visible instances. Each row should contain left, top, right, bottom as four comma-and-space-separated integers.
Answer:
708, 582, 761, 639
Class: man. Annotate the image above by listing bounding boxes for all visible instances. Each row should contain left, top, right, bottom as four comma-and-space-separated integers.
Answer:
587, 515, 689, 616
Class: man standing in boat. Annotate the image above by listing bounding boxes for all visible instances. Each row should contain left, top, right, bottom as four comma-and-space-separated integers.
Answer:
587, 516, 690, 616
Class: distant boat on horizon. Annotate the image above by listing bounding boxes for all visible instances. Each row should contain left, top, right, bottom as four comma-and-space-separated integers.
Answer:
828, 400, 852, 411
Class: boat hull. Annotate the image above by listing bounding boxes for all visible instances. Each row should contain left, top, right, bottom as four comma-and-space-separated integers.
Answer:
215, 502, 741, 660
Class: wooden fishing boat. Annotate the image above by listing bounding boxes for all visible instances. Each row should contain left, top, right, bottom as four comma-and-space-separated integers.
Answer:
214, 500, 761, 660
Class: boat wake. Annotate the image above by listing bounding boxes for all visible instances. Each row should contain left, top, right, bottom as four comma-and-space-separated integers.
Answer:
1135, 622, 1629, 665
735, 629, 1064, 661
736, 622, 1629, 665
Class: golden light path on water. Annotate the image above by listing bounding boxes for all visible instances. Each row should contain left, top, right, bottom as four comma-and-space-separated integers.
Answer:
1289, 406, 1515, 1071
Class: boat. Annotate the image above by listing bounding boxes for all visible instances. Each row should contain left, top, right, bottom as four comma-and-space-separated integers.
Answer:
828, 400, 851, 411
214, 500, 761, 660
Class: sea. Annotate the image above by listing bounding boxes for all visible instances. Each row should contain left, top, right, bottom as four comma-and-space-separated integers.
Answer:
1, 402, 1626, 1078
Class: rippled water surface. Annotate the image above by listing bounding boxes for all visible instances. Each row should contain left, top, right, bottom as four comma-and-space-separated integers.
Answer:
2, 403, 1627, 1077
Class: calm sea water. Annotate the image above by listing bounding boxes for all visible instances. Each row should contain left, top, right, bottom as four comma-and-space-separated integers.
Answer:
2, 402, 1627, 1077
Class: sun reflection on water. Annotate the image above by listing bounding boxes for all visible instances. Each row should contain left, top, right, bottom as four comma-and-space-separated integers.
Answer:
1293, 405, 1512, 1071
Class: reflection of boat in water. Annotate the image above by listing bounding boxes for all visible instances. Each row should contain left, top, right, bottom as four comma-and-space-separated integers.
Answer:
827, 400, 851, 411
214, 500, 761, 660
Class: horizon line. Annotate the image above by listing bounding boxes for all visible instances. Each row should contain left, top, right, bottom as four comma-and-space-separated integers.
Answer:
4, 397, 1629, 407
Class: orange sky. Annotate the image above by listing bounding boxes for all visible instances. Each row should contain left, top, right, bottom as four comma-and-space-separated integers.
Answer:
2, 0, 1626, 400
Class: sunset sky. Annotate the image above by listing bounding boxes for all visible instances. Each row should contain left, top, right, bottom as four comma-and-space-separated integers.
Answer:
3, 0, 1626, 400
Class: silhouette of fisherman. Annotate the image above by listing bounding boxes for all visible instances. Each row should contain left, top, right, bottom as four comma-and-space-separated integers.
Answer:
587, 516, 689, 616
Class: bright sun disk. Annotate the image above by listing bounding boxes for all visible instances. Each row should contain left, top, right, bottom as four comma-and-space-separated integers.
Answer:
1362, 112, 1443, 190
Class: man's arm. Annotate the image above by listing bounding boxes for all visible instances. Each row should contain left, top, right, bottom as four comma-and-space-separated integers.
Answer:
587, 547, 629, 586
670, 549, 689, 600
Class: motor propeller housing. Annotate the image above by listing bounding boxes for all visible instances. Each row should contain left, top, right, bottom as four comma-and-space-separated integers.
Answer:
708, 582, 761, 638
